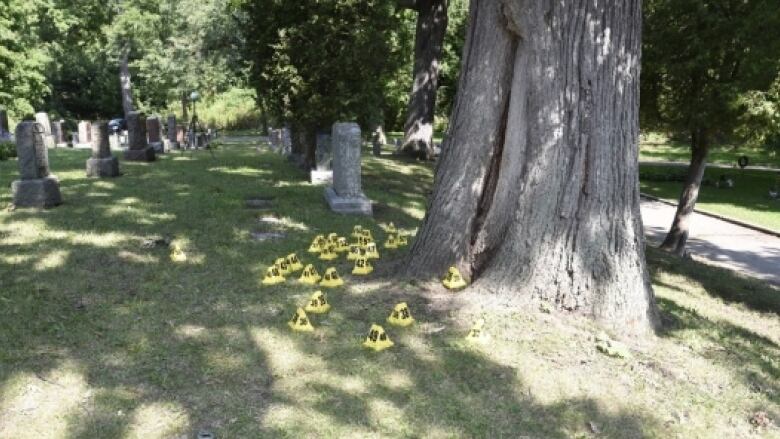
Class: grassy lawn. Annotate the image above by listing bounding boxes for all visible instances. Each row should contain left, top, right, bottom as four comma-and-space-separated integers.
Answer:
640, 164, 780, 232
1, 139, 778, 438
640, 132, 780, 168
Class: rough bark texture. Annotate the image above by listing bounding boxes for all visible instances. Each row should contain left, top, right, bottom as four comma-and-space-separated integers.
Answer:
119, 49, 135, 118
401, 0, 448, 159
405, 0, 658, 334
660, 129, 709, 256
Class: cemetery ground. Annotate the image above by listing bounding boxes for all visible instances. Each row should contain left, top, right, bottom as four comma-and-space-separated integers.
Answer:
638, 133, 780, 169
0, 138, 778, 438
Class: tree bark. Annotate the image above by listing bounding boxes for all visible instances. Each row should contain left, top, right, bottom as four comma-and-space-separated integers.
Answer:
119, 48, 135, 118
404, 0, 658, 334
400, 0, 448, 160
181, 92, 189, 122
660, 129, 710, 256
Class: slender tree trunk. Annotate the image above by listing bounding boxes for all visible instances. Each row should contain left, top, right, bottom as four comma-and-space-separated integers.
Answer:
660, 129, 709, 256
181, 92, 189, 121
404, 0, 657, 334
119, 48, 135, 118
400, 0, 448, 160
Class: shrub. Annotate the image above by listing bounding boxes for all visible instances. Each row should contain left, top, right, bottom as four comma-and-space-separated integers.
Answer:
0, 141, 16, 161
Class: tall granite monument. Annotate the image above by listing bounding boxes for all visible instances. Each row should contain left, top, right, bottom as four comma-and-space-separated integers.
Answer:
76, 120, 92, 148
86, 121, 120, 177
11, 122, 62, 208
147, 116, 164, 153
124, 111, 156, 161
35, 112, 55, 148
324, 122, 372, 215
167, 115, 179, 150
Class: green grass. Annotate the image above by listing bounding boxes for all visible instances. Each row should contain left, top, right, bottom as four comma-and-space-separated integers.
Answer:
640, 164, 780, 231
640, 132, 780, 168
0, 139, 778, 438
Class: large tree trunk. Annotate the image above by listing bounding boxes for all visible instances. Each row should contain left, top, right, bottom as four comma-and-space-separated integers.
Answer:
119, 49, 135, 118
404, 0, 658, 334
660, 129, 709, 256
400, 0, 448, 160
181, 92, 189, 121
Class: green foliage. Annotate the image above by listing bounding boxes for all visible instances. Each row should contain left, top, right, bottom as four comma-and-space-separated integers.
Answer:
240, 0, 406, 134
0, 0, 51, 119
436, 0, 469, 124
0, 141, 17, 161
642, 0, 780, 143
172, 88, 262, 130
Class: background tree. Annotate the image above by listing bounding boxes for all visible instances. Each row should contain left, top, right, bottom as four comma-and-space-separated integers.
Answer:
404, 0, 657, 334
240, 0, 405, 167
641, 0, 780, 255
398, 0, 448, 159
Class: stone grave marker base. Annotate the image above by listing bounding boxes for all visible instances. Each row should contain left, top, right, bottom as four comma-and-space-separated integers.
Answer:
86, 157, 120, 177
124, 147, 156, 162
310, 170, 333, 185
324, 186, 372, 216
150, 142, 164, 153
12, 176, 63, 208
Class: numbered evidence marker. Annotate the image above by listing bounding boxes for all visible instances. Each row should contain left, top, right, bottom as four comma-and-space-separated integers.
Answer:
319, 245, 339, 261
335, 237, 350, 253
275, 257, 292, 275
352, 256, 373, 275
347, 244, 363, 261
365, 242, 380, 260
442, 266, 467, 290
299, 264, 321, 284
285, 253, 304, 272
308, 235, 326, 253
363, 324, 393, 351
170, 244, 187, 262
351, 225, 363, 238
387, 302, 414, 327
465, 318, 488, 342
288, 307, 314, 332
262, 265, 285, 285
319, 267, 344, 288
304, 291, 331, 314
383, 233, 398, 249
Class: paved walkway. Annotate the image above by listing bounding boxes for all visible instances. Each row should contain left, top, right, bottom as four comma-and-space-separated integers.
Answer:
641, 199, 780, 286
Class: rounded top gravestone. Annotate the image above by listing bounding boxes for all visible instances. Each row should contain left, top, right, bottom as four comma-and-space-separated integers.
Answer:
15, 122, 50, 179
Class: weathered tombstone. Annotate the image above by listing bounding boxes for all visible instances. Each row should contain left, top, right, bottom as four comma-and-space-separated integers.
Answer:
146, 116, 164, 153
324, 122, 372, 215
51, 120, 68, 147
281, 127, 292, 155
124, 111, 156, 161
311, 132, 333, 185
76, 121, 92, 148
167, 115, 179, 150
176, 124, 186, 146
0, 107, 9, 139
86, 121, 120, 177
35, 112, 55, 148
11, 122, 62, 208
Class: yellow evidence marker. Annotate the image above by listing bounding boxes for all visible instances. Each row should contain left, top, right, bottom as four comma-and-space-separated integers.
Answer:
335, 237, 350, 253
319, 245, 338, 261
347, 244, 363, 261
299, 264, 321, 284
304, 291, 331, 314
387, 302, 415, 327
383, 234, 398, 249
365, 242, 380, 259
355, 235, 371, 248
396, 233, 408, 247
286, 253, 304, 272
262, 265, 285, 285
308, 235, 326, 253
170, 245, 187, 262
327, 232, 339, 245
352, 257, 373, 275
465, 318, 487, 342
320, 267, 344, 287
275, 257, 292, 275
363, 324, 394, 351
386, 222, 397, 233
351, 225, 363, 238
442, 266, 467, 290
288, 307, 314, 332
360, 229, 374, 241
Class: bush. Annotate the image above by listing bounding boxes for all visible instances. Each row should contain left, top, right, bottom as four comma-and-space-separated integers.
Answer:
0, 141, 16, 161
171, 88, 263, 131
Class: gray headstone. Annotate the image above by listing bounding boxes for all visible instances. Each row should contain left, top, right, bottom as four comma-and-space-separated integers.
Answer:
0, 107, 9, 138
281, 127, 292, 155
147, 116, 164, 153
35, 112, 55, 148
167, 115, 179, 149
12, 122, 62, 207
77, 121, 92, 148
311, 132, 333, 185
52, 121, 66, 146
86, 121, 120, 177
124, 111, 156, 161
324, 122, 372, 215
